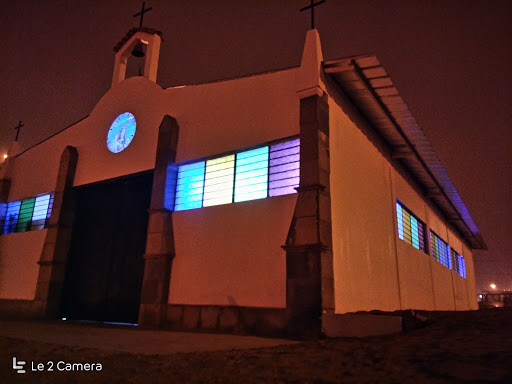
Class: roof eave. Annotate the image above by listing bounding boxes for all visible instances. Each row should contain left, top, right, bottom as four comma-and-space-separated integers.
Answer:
324, 56, 486, 250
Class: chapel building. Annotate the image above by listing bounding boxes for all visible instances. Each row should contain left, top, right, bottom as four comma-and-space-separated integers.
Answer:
0, 27, 486, 336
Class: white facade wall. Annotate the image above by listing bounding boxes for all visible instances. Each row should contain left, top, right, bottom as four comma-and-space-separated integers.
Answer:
0, 68, 300, 308
0, 230, 46, 300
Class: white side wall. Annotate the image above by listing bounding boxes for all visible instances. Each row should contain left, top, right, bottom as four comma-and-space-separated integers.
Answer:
329, 95, 478, 313
170, 195, 296, 308
0, 230, 46, 300
166, 68, 299, 308
330, 97, 401, 313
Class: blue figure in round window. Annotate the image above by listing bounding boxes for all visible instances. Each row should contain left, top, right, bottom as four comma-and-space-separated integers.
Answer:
107, 112, 136, 153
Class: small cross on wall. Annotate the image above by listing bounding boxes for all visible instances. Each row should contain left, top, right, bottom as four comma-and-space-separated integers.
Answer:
300, 0, 326, 30
14, 120, 24, 142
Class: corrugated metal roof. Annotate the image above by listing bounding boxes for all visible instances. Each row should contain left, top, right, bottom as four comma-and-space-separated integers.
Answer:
324, 55, 486, 250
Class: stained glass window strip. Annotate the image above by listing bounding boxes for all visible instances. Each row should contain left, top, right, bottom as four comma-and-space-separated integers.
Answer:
173, 137, 300, 211
451, 248, 466, 278
269, 139, 300, 197
396, 201, 426, 253
234, 146, 269, 202
203, 154, 235, 207
1, 193, 53, 235
174, 161, 205, 211
430, 231, 451, 269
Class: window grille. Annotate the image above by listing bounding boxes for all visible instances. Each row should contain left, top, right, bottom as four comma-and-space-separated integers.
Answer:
269, 139, 300, 197
396, 201, 427, 253
1, 193, 54, 235
174, 137, 300, 211
451, 248, 466, 278
234, 146, 269, 203
203, 154, 235, 207
174, 161, 205, 211
430, 231, 451, 269
3, 201, 21, 234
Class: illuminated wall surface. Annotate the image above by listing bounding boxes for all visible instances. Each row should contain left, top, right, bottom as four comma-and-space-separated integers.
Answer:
1, 194, 54, 235
174, 138, 300, 211
396, 201, 426, 253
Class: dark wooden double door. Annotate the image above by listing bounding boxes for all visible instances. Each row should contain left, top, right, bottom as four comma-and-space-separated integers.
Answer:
61, 172, 153, 324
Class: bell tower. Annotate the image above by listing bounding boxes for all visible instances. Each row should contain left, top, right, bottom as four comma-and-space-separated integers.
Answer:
112, 2, 162, 87
111, 28, 162, 87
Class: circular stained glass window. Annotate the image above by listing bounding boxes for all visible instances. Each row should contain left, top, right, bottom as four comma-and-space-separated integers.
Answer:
106, 112, 136, 153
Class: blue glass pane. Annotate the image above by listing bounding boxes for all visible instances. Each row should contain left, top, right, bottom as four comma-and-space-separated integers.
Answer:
445, 244, 451, 268
269, 168, 300, 182
175, 161, 205, 211
4, 201, 21, 234
270, 138, 300, 151
436, 238, 440, 261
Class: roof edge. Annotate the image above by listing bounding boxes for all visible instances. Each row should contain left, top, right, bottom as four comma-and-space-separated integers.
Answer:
324, 55, 486, 250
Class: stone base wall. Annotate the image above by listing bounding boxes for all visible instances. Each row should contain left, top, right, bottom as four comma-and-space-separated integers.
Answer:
165, 304, 288, 337
0, 299, 43, 320
322, 312, 403, 337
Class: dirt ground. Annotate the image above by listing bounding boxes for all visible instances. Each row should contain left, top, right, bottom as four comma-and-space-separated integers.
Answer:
1, 308, 511, 383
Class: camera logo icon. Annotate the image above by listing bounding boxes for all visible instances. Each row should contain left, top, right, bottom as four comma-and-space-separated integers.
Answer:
12, 357, 26, 374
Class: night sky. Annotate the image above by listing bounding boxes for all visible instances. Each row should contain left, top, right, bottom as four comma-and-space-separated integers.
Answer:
1, 1, 510, 292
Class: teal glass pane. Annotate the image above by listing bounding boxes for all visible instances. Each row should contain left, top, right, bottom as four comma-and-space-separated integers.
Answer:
175, 161, 205, 211
16, 198, 35, 233
410, 215, 419, 249
235, 147, 269, 202
396, 203, 404, 240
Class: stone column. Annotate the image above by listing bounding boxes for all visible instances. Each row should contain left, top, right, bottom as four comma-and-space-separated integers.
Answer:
34, 145, 78, 318
284, 92, 333, 335
139, 115, 179, 327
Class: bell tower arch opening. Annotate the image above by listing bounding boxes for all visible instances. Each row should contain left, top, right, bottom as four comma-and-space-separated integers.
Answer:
112, 28, 162, 87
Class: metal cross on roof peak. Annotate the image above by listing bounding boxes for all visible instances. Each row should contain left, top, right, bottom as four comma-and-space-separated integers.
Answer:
14, 120, 24, 142
300, 0, 326, 30
133, 1, 153, 29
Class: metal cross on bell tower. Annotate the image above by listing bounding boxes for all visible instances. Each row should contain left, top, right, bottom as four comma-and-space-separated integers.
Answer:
134, 1, 153, 29
14, 120, 24, 142
131, 2, 153, 58
300, 0, 326, 30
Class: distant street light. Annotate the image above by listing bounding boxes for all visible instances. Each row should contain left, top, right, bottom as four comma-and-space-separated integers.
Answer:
490, 283, 497, 289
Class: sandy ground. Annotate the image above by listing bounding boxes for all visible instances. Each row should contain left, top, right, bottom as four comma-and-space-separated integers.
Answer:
1, 308, 511, 383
